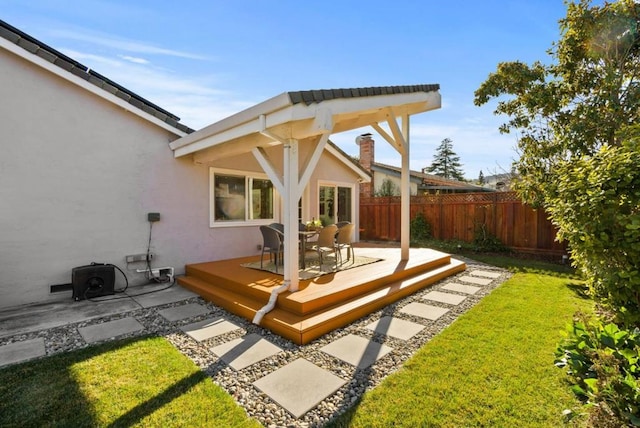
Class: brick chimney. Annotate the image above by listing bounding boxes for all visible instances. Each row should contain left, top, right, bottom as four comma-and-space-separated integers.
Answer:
357, 133, 374, 197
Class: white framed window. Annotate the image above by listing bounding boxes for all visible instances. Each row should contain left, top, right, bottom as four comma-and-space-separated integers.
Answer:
209, 168, 278, 227
317, 181, 354, 226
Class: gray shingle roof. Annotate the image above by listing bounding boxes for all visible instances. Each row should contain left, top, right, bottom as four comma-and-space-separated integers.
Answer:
287, 84, 440, 106
0, 19, 194, 134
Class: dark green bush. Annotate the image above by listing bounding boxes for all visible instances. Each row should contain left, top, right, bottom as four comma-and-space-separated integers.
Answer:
410, 212, 432, 241
548, 139, 640, 326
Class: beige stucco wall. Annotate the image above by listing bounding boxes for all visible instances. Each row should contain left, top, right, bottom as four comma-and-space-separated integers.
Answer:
0, 48, 361, 310
373, 172, 418, 195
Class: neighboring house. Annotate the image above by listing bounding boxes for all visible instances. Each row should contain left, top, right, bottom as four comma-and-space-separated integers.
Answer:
0, 20, 370, 310
356, 133, 492, 196
483, 172, 515, 191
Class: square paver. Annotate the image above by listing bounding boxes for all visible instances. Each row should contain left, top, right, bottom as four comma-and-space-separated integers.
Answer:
365, 316, 425, 341
158, 303, 210, 322
442, 283, 482, 295
470, 270, 502, 279
457, 275, 493, 286
253, 358, 346, 418
422, 291, 467, 305
0, 338, 46, 367
211, 333, 283, 370
181, 317, 242, 342
320, 334, 393, 369
78, 317, 144, 344
400, 302, 450, 321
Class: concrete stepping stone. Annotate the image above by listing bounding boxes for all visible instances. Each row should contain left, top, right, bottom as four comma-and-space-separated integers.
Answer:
422, 291, 467, 305
320, 334, 392, 369
78, 317, 144, 344
0, 338, 45, 367
400, 302, 449, 321
158, 303, 209, 322
442, 283, 482, 295
470, 270, 502, 279
253, 358, 346, 418
457, 275, 493, 286
211, 333, 283, 370
365, 316, 425, 341
181, 317, 242, 342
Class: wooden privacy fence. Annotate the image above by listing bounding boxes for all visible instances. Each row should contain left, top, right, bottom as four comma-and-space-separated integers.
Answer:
359, 191, 567, 255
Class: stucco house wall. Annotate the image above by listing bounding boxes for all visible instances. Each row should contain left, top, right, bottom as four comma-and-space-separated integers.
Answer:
372, 173, 418, 196
0, 34, 364, 310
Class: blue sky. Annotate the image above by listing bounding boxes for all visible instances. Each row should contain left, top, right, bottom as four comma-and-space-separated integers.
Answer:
2, 0, 572, 179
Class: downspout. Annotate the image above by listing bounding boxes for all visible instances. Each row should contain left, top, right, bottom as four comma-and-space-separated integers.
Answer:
253, 280, 290, 324
254, 114, 293, 325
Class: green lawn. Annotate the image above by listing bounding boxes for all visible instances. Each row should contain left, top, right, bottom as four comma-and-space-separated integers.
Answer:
0, 336, 260, 428
0, 256, 591, 427
329, 265, 592, 427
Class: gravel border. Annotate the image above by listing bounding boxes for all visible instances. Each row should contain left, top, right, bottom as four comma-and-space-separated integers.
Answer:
0, 257, 511, 427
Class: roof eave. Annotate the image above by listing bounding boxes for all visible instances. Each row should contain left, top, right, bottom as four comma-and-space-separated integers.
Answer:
170, 88, 440, 160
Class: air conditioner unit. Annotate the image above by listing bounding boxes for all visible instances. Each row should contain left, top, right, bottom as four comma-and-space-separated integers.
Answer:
72, 264, 115, 301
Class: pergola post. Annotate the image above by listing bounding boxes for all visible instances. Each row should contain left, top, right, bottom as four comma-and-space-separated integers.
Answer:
400, 114, 410, 260
375, 109, 411, 260
282, 139, 300, 291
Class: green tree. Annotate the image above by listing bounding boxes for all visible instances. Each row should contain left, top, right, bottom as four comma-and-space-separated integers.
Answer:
477, 170, 485, 185
424, 138, 465, 180
475, 1, 640, 424
474, 0, 640, 207
375, 178, 399, 196
474, 0, 640, 310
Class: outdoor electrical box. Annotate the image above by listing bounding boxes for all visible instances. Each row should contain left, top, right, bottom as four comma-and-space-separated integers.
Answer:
147, 212, 160, 222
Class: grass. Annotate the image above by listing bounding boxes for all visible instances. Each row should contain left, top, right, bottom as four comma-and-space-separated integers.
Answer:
0, 335, 260, 428
0, 254, 592, 427
329, 256, 593, 427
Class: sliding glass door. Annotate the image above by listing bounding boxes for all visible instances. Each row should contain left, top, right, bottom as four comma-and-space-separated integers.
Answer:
319, 184, 353, 226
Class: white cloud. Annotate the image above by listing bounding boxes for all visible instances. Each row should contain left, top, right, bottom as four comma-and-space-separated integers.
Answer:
51, 28, 211, 61
61, 49, 254, 129
120, 55, 149, 65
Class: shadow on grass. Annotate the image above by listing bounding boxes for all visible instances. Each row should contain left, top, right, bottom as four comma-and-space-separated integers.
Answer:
564, 281, 591, 300
0, 339, 105, 427
109, 370, 207, 427
0, 335, 210, 427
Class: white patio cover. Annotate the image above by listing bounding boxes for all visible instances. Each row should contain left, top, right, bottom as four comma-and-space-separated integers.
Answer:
169, 85, 441, 292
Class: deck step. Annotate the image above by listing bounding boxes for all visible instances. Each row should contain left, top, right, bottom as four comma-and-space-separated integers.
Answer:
182, 251, 454, 316
178, 257, 466, 345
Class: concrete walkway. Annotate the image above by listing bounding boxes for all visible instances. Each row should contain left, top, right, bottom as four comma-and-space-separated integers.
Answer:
0, 264, 509, 425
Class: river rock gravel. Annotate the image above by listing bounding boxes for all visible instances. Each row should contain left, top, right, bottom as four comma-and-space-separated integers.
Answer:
0, 257, 510, 427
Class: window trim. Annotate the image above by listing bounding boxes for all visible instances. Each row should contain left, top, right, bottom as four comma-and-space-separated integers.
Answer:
316, 180, 355, 225
209, 167, 279, 228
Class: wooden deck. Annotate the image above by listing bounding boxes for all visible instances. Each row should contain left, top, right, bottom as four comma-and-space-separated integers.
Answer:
178, 246, 466, 345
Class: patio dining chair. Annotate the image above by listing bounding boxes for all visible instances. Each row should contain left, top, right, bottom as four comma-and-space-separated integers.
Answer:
259, 225, 284, 273
309, 224, 338, 271
269, 222, 284, 234
335, 222, 355, 264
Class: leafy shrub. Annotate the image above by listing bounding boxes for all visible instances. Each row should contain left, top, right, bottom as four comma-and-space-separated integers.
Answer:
473, 222, 508, 253
410, 212, 432, 241
547, 139, 640, 326
556, 314, 640, 426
